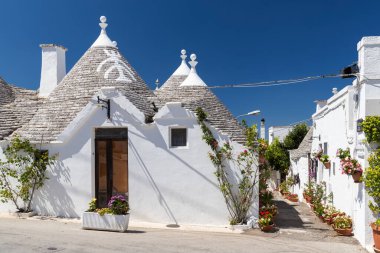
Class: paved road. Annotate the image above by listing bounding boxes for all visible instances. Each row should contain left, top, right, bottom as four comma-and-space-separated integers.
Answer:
0, 216, 366, 253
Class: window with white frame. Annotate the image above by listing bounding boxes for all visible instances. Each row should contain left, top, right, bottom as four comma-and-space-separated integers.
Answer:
170, 128, 187, 147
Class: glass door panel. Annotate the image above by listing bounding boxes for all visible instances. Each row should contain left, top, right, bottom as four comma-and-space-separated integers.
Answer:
112, 140, 128, 195
96, 140, 108, 207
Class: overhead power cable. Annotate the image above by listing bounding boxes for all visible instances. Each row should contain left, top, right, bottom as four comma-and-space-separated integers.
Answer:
209, 73, 357, 89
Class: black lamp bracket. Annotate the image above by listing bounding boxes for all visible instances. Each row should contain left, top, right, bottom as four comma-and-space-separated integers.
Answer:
97, 96, 111, 119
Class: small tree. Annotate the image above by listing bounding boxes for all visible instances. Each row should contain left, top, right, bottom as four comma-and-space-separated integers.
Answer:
283, 123, 309, 150
0, 135, 56, 212
265, 138, 290, 175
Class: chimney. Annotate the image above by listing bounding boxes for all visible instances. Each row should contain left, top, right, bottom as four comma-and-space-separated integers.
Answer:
357, 37, 380, 79
39, 44, 67, 97
260, 118, 266, 140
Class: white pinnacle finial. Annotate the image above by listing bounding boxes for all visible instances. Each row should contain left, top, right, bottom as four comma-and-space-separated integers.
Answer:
155, 78, 160, 90
112, 41, 117, 47
91, 16, 116, 48
172, 49, 190, 76
179, 52, 207, 87
180, 49, 187, 61
99, 16, 108, 32
189, 53, 198, 69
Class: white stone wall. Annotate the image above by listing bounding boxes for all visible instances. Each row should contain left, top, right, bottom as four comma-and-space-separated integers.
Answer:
0, 90, 258, 227
307, 36, 380, 250
289, 157, 309, 201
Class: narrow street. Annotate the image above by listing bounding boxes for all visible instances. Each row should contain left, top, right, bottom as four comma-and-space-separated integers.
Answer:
246, 192, 362, 246
0, 208, 366, 253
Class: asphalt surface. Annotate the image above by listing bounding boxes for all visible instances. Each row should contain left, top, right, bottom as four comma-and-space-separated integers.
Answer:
0, 213, 366, 253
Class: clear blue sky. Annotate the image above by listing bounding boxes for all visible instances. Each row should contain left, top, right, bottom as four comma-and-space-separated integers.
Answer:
1, 0, 380, 128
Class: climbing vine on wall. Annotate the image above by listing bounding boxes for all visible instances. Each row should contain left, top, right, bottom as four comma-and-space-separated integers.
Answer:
196, 107, 258, 225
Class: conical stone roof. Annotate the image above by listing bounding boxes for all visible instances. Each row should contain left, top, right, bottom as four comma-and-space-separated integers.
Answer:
156, 86, 246, 144
16, 45, 156, 143
0, 77, 15, 105
0, 82, 42, 140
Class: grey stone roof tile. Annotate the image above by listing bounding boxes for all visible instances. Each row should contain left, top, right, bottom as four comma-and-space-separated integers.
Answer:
0, 82, 43, 140
15, 46, 156, 143
155, 85, 246, 144
289, 128, 313, 161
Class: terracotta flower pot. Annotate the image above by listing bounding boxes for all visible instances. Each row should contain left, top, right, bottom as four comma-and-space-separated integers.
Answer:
260, 224, 274, 232
323, 162, 331, 169
371, 223, 380, 250
334, 226, 353, 236
352, 171, 362, 183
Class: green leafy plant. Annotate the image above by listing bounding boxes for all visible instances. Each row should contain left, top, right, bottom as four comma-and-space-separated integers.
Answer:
279, 181, 289, 193
0, 135, 56, 212
87, 198, 97, 212
364, 149, 380, 216
260, 191, 273, 206
283, 123, 309, 150
196, 107, 259, 225
361, 116, 380, 144
320, 154, 330, 163
86, 195, 129, 216
265, 138, 290, 174
336, 148, 351, 159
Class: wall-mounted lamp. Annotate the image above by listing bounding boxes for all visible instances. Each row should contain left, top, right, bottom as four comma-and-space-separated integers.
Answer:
97, 96, 110, 119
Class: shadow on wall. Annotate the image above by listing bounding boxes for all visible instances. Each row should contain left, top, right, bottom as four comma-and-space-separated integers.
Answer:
129, 140, 178, 224
33, 159, 77, 217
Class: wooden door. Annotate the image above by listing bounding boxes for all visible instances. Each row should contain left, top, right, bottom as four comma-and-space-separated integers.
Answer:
95, 128, 128, 207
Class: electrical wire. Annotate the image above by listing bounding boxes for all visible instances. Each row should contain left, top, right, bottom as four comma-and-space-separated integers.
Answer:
209, 73, 357, 89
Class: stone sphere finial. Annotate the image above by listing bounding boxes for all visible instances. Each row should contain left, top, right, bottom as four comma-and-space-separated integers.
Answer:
112, 41, 117, 47
181, 49, 186, 55
100, 16, 107, 23
99, 16, 108, 31
190, 54, 197, 61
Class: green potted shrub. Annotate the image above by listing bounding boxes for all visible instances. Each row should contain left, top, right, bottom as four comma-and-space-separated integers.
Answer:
320, 154, 331, 169
82, 195, 130, 232
332, 215, 353, 236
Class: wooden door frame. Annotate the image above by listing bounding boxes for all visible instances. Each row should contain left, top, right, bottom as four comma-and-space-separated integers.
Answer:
94, 128, 128, 207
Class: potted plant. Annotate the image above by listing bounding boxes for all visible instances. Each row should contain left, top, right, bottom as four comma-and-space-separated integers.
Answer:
313, 149, 323, 160
352, 166, 363, 183
287, 194, 299, 202
279, 181, 289, 196
260, 204, 278, 217
332, 215, 353, 236
340, 157, 362, 182
336, 148, 351, 160
320, 154, 331, 169
314, 204, 325, 222
82, 195, 130, 232
258, 211, 274, 232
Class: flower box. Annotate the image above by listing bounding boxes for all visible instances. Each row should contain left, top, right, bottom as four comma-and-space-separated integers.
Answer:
82, 212, 130, 232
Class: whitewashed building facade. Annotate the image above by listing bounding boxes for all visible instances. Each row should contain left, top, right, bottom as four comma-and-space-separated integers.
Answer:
290, 36, 380, 250
0, 17, 258, 227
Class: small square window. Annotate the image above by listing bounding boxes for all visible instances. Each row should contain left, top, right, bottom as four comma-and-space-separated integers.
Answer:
171, 128, 187, 147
